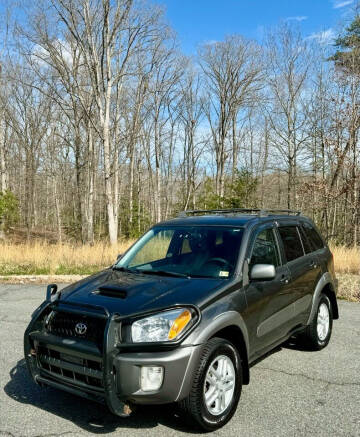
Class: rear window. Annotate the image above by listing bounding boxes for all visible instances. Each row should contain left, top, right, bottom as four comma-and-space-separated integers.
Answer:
302, 223, 324, 251
278, 226, 304, 262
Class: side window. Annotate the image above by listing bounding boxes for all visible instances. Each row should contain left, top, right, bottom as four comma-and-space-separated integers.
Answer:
181, 238, 192, 254
250, 228, 280, 268
278, 226, 304, 262
298, 226, 312, 254
303, 223, 324, 251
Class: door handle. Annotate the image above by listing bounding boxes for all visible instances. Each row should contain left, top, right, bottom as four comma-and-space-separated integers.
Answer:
309, 260, 318, 269
280, 274, 290, 284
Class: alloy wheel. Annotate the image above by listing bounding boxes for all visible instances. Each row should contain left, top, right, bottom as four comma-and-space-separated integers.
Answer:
203, 354, 235, 416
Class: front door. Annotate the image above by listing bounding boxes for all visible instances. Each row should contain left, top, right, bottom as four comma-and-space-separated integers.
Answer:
243, 223, 293, 361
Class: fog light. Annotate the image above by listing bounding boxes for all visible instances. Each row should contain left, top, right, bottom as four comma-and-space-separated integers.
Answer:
140, 366, 164, 392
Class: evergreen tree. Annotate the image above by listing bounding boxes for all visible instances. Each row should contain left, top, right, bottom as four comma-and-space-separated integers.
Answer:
331, 15, 360, 74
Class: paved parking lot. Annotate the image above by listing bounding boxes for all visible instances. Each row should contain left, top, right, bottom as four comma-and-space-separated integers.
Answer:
0, 284, 359, 436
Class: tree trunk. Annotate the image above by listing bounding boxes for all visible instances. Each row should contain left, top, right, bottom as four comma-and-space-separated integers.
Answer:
287, 155, 293, 210
54, 178, 62, 243
74, 130, 84, 242
231, 114, 237, 181
103, 84, 117, 245
87, 123, 94, 245
154, 116, 161, 222
129, 148, 135, 231
0, 120, 7, 192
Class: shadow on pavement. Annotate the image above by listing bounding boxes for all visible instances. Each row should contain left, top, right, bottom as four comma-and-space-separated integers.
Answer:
283, 336, 318, 352
4, 359, 201, 434
250, 336, 317, 369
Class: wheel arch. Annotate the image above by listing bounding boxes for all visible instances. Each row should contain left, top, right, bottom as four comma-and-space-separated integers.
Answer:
181, 310, 251, 393
209, 324, 250, 385
307, 272, 339, 324
321, 283, 339, 319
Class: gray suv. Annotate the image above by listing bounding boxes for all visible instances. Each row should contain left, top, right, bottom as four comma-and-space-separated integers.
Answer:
24, 209, 338, 431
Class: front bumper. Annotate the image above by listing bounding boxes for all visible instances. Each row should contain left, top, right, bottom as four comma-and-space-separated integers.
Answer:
24, 303, 202, 415
113, 346, 200, 404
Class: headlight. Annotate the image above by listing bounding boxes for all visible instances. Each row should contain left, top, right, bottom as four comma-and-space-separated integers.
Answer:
131, 308, 193, 343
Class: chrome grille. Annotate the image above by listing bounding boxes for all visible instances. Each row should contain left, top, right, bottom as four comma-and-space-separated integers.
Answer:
46, 311, 106, 348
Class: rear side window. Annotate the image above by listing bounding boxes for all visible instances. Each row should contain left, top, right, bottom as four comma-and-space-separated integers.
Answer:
278, 226, 304, 262
298, 226, 312, 254
302, 223, 324, 251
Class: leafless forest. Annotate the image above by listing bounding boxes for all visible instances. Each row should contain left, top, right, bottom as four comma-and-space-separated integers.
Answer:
0, 0, 359, 246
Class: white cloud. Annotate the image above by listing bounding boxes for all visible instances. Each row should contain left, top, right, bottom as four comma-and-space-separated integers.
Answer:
203, 40, 219, 46
333, 0, 353, 9
307, 28, 336, 45
31, 40, 74, 68
286, 16, 308, 22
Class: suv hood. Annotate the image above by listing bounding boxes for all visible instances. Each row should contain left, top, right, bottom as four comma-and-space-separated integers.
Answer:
58, 268, 225, 317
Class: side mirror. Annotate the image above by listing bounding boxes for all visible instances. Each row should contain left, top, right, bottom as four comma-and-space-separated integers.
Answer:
116, 254, 123, 261
46, 283, 60, 302
250, 264, 275, 281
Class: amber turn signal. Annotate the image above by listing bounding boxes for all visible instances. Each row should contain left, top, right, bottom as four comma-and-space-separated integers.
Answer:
168, 309, 192, 340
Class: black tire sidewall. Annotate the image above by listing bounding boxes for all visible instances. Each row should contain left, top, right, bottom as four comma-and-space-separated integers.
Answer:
198, 341, 242, 429
314, 294, 333, 348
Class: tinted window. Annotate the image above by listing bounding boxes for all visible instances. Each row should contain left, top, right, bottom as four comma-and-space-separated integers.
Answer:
302, 223, 324, 251
128, 229, 174, 267
278, 226, 304, 262
118, 226, 243, 279
298, 226, 312, 254
250, 229, 280, 268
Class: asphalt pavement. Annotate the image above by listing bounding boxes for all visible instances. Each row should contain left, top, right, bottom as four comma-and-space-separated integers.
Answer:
0, 284, 359, 437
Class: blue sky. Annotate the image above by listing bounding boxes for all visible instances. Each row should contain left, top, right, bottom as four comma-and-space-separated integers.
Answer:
152, 0, 356, 53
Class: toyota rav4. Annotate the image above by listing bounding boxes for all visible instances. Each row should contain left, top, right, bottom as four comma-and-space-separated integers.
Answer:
24, 208, 338, 431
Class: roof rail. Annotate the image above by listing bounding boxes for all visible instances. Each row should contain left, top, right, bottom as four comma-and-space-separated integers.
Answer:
177, 208, 301, 218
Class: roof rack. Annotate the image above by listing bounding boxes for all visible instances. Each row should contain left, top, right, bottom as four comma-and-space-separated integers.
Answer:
177, 208, 301, 218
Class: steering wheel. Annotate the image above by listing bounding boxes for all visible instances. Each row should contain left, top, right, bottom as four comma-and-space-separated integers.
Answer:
206, 257, 231, 267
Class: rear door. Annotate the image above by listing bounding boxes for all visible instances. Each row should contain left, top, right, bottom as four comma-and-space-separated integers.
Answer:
276, 223, 317, 327
298, 221, 325, 296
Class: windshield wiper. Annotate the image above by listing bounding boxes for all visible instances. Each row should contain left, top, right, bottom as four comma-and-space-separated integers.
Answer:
138, 269, 190, 278
112, 266, 137, 273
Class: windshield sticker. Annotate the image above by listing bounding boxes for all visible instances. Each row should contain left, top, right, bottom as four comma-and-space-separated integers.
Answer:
219, 271, 229, 277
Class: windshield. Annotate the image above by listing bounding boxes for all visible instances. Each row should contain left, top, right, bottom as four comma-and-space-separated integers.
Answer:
116, 226, 244, 279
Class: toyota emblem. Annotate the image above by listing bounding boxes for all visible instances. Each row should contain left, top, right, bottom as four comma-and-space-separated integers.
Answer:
75, 322, 87, 335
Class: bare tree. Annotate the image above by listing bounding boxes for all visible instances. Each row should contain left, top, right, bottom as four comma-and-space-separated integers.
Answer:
266, 24, 311, 209
142, 42, 184, 222
46, 0, 167, 243
199, 35, 263, 201
178, 68, 205, 209
0, 3, 358, 248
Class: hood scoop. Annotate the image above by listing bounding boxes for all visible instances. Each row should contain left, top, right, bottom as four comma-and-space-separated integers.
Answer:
93, 282, 127, 299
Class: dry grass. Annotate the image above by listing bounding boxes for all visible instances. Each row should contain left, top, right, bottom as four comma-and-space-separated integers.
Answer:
330, 245, 360, 275
0, 241, 359, 301
336, 274, 360, 302
1, 241, 357, 274
0, 240, 134, 275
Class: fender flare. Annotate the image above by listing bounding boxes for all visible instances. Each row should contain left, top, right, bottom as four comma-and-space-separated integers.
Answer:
179, 310, 251, 393
190, 310, 250, 359
307, 272, 338, 325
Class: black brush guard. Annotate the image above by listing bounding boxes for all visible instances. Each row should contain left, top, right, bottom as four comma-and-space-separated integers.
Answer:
24, 299, 130, 417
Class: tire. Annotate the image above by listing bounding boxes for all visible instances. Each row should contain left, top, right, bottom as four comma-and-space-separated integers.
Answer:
301, 294, 333, 350
179, 337, 242, 431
